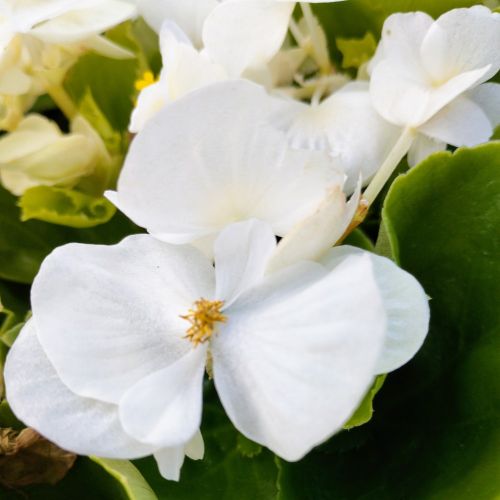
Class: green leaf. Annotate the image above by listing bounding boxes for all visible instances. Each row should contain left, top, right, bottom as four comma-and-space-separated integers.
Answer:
336, 32, 377, 69
0, 185, 141, 284
343, 228, 374, 251
19, 186, 116, 229
278, 142, 500, 499
236, 434, 263, 458
135, 386, 280, 499
0, 457, 156, 500
343, 375, 386, 430
89, 458, 158, 500
65, 24, 141, 132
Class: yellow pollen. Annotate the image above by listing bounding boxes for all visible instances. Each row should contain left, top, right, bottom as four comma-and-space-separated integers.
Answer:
181, 299, 227, 346
135, 71, 157, 91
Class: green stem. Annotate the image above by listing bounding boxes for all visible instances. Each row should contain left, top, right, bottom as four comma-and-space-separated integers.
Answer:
363, 127, 416, 206
46, 84, 78, 120
300, 3, 332, 74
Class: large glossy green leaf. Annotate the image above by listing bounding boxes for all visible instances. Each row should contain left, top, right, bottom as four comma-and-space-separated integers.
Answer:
135, 386, 280, 500
0, 186, 141, 283
277, 143, 500, 499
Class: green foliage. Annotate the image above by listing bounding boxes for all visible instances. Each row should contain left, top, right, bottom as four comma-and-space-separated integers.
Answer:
343, 375, 386, 430
336, 32, 377, 69
65, 23, 143, 132
0, 185, 141, 284
0, 458, 156, 500
276, 143, 500, 499
19, 186, 116, 229
135, 387, 280, 500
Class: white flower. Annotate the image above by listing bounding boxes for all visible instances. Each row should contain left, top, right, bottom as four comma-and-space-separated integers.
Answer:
5, 219, 429, 466
4, 320, 204, 481
369, 7, 500, 165
130, 0, 348, 130
114, 81, 344, 248
129, 21, 227, 133
273, 81, 401, 193
0, 114, 108, 195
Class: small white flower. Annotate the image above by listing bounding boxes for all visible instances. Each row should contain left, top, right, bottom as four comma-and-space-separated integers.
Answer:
5, 219, 429, 467
130, 21, 227, 133
0, 114, 107, 195
114, 81, 344, 249
369, 7, 500, 165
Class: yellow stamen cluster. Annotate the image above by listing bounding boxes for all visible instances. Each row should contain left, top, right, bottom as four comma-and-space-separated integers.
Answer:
181, 299, 227, 346
135, 71, 157, 91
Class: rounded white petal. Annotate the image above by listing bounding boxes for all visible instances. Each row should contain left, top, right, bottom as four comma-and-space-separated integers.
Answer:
420, 6, 500, 84
32, 235, 214, 404
213, 254, 387, 461
203, 1, 295, 77
129, 82, 168, 134
30, 0, 137, 44
138, 0, 217, 47
419, 95, 493, 147
468, 82, 500, 129
321, 246, 430, 374
4, 321, 154, 458
215, 220, 277, 307
371, 60, 488, 127
377, 12, 434, 72
407, 134, 446, 167
119, 346, 207, 448
118, 80, 338, 243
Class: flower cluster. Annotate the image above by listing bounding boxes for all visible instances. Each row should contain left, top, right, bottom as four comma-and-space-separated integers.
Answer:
1, 0, 499, 485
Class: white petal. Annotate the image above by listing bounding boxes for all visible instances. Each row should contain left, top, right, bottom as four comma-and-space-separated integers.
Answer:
215, 220, 277, 306
377, 12, 434, 71
203, 1, 295, 77
371, 59, 489, 128
138, 0, 217, 47
32, 235, 214, 404
213, 254, 386, 461
30, 0, 137, 44
420, 95, 493, 147
117, 80, 336, 243
83, 35, 135, 59
321, 247, 430, 374
184, 430, 204, 460
420, 6, 500, 84
4, 321, 154, 458
266, 183, 355, 273
407, 134, 446, 167
129, 82, 168, 134
468, 82, 500, 129
151, 429, 203, 481
314, 82, 401, 190
0, 114, 61, 163
154, 447, 186, 482
119, 346, 207, 448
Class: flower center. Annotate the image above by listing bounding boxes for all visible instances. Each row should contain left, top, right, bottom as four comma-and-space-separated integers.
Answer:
181, 299, 227, 346
134, 71, 157, 91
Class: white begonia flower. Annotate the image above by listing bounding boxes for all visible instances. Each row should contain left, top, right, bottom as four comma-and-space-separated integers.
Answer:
4, 320, 204, 481
130, 21, 227, 133
0, 114, 108, 195
369, 7, 500, 166
272, 81, 401, 193
130, 0, 349, 131
115, 81, 344, 247
5, 218, 429, 464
